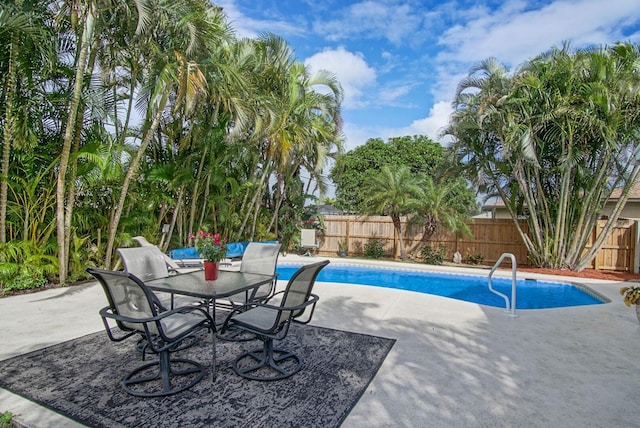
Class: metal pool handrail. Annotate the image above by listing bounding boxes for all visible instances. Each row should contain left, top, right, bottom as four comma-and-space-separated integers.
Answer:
488, 253, 518, 318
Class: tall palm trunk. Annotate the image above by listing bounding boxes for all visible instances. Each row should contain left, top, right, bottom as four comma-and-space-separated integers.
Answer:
56, 8, 94, 282
164, 188, 184, 252
63, 37, 99, 271
237, 166, 269, 238
105, 92, 169, 268
391, 214, 407, 260
187, 148, 208, 241
0, 32, 19, 245
267, 172, 284, 236
409, 214, 438, 256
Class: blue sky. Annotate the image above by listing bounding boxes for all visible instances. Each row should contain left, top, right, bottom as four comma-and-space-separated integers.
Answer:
218, 0, 640, 153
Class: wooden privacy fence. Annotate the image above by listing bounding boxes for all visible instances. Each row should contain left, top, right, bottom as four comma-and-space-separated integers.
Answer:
316, 215, 636, 272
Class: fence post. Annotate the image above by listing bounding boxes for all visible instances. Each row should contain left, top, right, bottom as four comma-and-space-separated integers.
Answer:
634, 220, 640, 274
346, 217, 350, 253
590, 222, 599, 270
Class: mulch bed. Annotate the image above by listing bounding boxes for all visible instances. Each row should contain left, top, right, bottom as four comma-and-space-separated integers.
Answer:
515, 267, 640, 282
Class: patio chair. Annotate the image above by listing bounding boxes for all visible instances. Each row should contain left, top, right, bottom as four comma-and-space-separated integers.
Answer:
300, 229, 318, 256
133, 235, 202, 272
86, 268, 215, 397
117, 246, 201, 309
221, 259, 329, 381
229, 242, 282, 305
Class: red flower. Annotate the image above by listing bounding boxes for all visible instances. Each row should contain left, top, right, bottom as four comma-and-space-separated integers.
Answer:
192, 230, 227, 262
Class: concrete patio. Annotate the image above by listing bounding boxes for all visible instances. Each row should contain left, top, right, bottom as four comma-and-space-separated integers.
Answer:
1, 257, 639, 427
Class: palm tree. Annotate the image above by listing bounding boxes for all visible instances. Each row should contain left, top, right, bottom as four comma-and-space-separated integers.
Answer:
362, 165, 422, 260
52, 0, 155, 281
104, 0, 223, 268
229, 34, 343, 241
447, 42, 640, 270
267, 63, 344, 238
0, 2, 54, 245
408, 177, 473, 257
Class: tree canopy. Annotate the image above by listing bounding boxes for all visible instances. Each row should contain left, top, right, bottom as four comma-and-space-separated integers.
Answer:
329, 135, 448, 212
331, 136, 478, 259
0, 0, 343, 286
446, 42, 640, 271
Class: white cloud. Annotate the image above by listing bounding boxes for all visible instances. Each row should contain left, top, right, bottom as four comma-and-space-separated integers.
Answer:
421, 0, 640, 148
438, 0, 640, 67
216, 0, 305, 39
304, 47, 377, 109
342, 103, 455, 151
342, 122, 378, 152
379, 83, 418, 105
407, 101, 454, 144
314, 1, 425, 46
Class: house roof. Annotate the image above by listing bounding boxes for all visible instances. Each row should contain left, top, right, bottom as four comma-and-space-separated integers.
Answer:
607, 181, 640, 201
481, 198, 505, 211
316, 204, 348, 215
483, 181, 640, 210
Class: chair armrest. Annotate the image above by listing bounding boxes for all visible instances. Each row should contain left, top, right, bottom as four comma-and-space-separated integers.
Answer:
234, 293, 318, 313
99, 304, 213, 327
220, 294, 319, 334
98, 306, 139, 342
292, 293, 319, 324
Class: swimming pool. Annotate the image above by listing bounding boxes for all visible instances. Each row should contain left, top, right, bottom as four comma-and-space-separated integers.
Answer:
276, 264, 607, 309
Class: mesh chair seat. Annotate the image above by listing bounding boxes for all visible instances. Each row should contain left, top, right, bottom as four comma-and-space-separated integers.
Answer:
229, 306, 279, 333
159, 313, 206, 337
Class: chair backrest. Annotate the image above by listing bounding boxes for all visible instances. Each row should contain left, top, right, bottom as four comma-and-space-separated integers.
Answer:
240, 242, 282, 275
117, 247, 169, 281
280, 260, 329, 321
132, 236, 153, 247
87, 267, 160, 335
238, 242, 282, 299
133, 237, 186, 271
300, 229, 317, 246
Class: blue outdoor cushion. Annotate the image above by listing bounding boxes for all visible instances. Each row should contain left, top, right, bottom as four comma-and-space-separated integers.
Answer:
169, 247, 201, 259
225, 242, 248, 258
170, 241, 278, 260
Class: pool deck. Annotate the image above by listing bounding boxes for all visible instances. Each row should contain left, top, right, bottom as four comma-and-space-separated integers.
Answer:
1, 255, 639, 427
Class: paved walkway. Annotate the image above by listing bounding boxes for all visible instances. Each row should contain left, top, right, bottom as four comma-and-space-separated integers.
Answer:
1, 257, 639, 427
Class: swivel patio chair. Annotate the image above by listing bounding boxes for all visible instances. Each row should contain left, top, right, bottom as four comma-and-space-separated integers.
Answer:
133, 236, 202, 272
300, 229, 319, 256
221, 259, 329, 381
229, 242, 282, 305
86, 268, 215, 397
117, 247, 203, 355
117, 246, 201, 309
218, 242, 281, 341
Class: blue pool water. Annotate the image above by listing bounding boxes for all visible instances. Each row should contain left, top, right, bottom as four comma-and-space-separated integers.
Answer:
276, 264, 607, 309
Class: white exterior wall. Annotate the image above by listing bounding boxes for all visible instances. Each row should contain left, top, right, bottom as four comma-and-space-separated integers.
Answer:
601, 201, 640, 220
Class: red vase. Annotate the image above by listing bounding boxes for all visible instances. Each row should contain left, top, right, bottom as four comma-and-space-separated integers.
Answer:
204, 261, 219, 280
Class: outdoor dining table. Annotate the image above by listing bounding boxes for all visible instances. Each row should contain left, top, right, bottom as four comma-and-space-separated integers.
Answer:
145, 269, 275, 321
144, 269, 275, 380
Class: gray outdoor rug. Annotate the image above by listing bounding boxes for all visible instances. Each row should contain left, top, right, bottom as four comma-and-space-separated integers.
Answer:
0, 324, 394, 427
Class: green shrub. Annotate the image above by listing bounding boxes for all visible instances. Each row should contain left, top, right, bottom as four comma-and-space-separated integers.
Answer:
0, 241, 57, 293
0, 411, 12, 428
0, 264, 48, 294
420, 244, 446, 265
363, 237, 385, 259
465, 253, 484, 265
